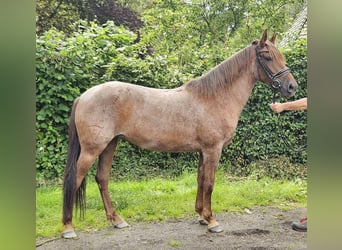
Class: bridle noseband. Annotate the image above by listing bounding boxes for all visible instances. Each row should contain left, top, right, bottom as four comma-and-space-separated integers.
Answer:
256, 47, 291, 91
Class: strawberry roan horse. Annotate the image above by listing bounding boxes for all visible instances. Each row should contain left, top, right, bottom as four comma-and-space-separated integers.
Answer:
62, 30, 297, 238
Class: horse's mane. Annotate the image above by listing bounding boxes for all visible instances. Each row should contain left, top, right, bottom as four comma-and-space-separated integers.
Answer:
184, 44, 255, 97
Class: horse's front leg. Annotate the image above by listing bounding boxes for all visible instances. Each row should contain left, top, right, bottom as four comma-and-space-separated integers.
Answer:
195, 152, 207, 225
200, 147, 223, 233
95, 139, 129, 229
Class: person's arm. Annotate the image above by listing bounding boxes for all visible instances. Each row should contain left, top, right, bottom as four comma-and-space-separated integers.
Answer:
269, 97, 307, 113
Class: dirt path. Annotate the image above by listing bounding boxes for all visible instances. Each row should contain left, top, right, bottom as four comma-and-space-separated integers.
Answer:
36, 207, 306, 249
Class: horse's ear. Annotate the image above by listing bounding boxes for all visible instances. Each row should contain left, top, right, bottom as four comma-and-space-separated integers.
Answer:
270, 33, 277, 45
259, 29, 267, 48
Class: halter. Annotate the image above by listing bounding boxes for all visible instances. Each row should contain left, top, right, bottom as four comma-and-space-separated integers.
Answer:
255, 47, 291, 92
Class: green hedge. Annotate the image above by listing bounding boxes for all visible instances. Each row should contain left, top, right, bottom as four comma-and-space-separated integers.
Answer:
36, 22, 307, 183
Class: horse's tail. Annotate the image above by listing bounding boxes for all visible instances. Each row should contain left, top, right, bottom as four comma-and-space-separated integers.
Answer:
62, 98, 86, 223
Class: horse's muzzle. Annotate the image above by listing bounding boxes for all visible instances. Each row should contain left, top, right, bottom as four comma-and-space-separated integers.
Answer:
280, 81, 298, 98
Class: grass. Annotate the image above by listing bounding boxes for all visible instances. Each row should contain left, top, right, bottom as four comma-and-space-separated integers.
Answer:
36, 170, 307, 238
168, 239, 182, 248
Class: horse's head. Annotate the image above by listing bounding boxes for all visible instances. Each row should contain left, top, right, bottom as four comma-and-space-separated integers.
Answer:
253, 30, 298, 98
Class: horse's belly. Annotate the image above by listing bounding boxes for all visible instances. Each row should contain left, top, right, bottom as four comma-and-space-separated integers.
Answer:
122, 130, 199, 153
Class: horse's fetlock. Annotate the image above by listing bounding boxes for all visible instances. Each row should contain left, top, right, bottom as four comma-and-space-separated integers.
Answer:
106, 214, 114, 221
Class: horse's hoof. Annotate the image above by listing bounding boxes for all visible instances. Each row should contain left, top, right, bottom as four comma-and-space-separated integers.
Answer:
208, 225, 224, 233
198, 218, 209, 225
114, 221, 129, 229
61, 230, 77, 239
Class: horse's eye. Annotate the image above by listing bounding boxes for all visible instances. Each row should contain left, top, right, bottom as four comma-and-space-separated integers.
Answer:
265, 56, 272, 61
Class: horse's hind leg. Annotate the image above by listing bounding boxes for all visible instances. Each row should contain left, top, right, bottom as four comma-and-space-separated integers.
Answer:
62, 148, 99, 238
95, 138, 129, 229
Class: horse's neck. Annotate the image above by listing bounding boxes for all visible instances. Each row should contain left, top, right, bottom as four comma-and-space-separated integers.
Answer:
219, 74, 256, 118
231, 75, 255, 106
214, 47, 257, 115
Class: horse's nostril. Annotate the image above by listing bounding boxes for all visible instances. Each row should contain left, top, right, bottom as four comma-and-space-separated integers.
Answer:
288, 83, 297, 92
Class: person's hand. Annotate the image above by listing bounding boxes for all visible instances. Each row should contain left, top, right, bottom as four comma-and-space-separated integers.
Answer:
269, 102, 284, 113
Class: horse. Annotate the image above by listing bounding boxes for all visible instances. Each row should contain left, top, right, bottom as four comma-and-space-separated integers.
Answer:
61, 30, 298, 238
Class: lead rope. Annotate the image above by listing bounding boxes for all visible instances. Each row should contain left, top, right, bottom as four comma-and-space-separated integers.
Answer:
272, 92, 307, 153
